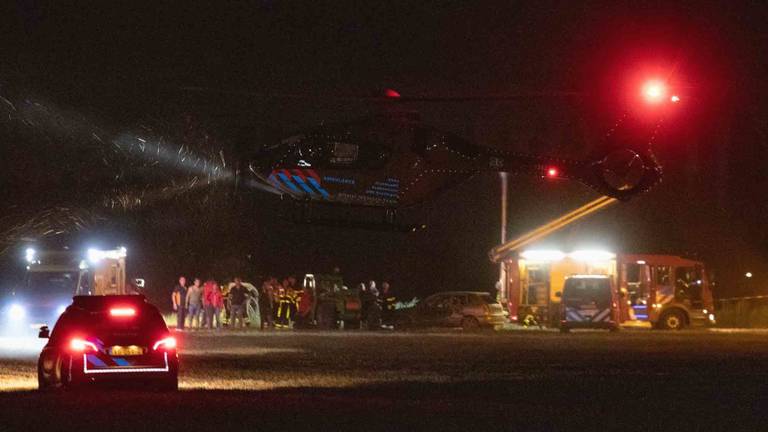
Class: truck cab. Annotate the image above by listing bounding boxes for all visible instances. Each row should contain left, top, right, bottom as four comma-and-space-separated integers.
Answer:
3, 247, 131, 334
619, 254, 715, 330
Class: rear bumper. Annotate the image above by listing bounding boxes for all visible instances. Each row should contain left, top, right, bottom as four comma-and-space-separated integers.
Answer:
480, 314, 507, 327
70, 352, 178, 384
561, 321, 617, 329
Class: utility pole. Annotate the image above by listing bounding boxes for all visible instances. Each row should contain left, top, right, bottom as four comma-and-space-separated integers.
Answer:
498, 172, 508, 304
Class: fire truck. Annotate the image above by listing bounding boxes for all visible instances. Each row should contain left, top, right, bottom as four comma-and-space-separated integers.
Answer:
502, 250, 716, 330
2, 247, 133, 332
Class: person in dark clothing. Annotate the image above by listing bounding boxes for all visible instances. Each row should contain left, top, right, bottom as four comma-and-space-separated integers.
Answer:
360, 282, 381, 330
229, 277, 248, 329
171, 276, 188, 330
379, 281, 397, 328
259, 278, 275, 330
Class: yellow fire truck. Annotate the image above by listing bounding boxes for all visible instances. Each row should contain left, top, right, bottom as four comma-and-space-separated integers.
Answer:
502, 250, 715, 330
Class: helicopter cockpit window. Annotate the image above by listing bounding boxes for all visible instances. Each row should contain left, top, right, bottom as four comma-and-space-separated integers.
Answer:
284, 133, 390, 170
330, 142, 359, 165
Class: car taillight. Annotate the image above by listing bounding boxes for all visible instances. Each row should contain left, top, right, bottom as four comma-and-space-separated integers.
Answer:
153, 337, 177, 351
70, 338, 98, 353
110, 307, 136, 317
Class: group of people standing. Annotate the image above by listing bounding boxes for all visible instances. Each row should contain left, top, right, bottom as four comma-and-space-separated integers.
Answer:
170, 273, 398, 331
171, 276, 226, 330
258, 276, 312, 329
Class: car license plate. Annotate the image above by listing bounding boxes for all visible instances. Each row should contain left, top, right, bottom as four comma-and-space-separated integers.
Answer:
109, 345, 145, 356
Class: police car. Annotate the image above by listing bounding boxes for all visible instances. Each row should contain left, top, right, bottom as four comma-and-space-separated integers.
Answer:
37, 295, 178, 390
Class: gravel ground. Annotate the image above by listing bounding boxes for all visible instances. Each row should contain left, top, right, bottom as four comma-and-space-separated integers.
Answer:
1, 329, 767, 431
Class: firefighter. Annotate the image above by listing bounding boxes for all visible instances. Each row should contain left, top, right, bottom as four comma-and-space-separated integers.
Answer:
276, 284, 292, 328
287, 276, 300, 327
379, 281, 397, 329
259, 278, 275, 330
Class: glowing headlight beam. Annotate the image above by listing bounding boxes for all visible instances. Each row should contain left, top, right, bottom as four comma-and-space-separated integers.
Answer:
8, 304, 26, 321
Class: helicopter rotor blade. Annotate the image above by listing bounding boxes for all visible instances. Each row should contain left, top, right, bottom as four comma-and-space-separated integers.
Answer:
178, 86, 583, 103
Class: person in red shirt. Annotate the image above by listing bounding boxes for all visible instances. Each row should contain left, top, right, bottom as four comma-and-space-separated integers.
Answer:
203, 280, 223, 329
297, 284, 314, 327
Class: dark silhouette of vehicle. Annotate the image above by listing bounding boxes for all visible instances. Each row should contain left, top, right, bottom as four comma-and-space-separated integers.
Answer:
396, 291, 505, 330
304, 274, 362, 330
37, 295, 178, 391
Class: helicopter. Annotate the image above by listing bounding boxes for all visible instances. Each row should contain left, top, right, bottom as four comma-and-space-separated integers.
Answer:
241, 87, 670, 230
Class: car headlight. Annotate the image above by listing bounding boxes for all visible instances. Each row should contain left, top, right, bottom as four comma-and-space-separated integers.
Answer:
708, 313, 716, 322
8, 304, 26, 321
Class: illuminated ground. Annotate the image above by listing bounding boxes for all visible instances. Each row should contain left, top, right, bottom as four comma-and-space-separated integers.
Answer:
1, 329, 767, 431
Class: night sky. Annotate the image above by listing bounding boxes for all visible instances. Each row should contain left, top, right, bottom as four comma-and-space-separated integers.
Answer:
1, 1, 767, 304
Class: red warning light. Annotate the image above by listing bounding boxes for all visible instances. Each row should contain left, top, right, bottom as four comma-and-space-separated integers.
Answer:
642, 80, 667, 104
110, 307, 136, 317
546, 166, 559, 178
383, 88, 401, 98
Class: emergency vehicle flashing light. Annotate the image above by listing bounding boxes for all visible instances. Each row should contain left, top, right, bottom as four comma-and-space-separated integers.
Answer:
642, 80, 667, 104
546, 166, 559, 178
87, 247, 127, 264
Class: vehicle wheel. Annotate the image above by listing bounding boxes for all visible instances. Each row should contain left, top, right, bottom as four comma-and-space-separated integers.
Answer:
461, 317, 480, 331
37, 364, 50, 390
659, 310, 686, 330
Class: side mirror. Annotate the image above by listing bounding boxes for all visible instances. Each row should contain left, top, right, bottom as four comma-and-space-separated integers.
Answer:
555, 291, 562, 298
38, 326, 50, 339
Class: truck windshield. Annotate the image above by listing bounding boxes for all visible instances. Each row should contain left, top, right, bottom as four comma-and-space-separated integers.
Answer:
675, 266, 704, 307
25, 272, 78, 297
563, 278, 611, 307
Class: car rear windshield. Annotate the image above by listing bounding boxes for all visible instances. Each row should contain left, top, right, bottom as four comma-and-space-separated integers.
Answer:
466, 293, 498, 305
563, 278, 610, 302
57, 299, 166, 332
475, 294, 498, 304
